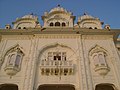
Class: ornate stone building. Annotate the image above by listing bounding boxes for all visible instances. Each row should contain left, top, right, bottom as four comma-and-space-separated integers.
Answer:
0, 5, 120, 90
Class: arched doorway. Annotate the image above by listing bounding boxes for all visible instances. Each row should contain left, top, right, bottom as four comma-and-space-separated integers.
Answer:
38, 84, 75, 90
95, 84, 115, 90
0, 84, 18, 90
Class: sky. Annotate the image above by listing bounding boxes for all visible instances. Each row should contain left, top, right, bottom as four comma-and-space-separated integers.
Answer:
0, 0, 120, 29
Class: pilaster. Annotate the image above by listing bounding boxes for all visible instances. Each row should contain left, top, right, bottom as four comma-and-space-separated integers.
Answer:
22, 37, 38, 90
77, 35, 88, 90
109, 39, 120, 89
81, 36, 94, 90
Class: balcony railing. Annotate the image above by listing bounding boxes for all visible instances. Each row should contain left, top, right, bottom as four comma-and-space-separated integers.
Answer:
40, 59, 74, 76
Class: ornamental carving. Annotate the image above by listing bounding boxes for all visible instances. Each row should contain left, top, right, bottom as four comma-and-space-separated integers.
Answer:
89, 45, 110, 76
4, 44, 24, 77
39, 43, 76, 76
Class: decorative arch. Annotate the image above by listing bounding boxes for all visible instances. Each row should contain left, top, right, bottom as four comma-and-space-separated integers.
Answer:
2, 44, 24, 77
89, 45, 108, 56
38, 43, 76, 76
89, 45, 110, 76
16, 22, 32, 29
4, 44, 24, 57
38, 43, 75, 58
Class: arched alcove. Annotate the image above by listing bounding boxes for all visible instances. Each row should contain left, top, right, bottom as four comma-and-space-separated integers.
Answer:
95, 84, 116, 90
34, 43, 77, 89
2, 44, 24, 77
55, 22, 60, 26
38, 84, 75, 90
38, 43, 76, 76
89, 45, 110, 76
0, 84, 18, 90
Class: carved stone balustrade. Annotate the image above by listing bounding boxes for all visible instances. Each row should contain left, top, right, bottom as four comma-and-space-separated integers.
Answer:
40, 60, 74, 76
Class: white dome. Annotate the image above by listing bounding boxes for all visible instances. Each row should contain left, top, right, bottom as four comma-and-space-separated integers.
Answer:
49, 6, 68, 13
22, 14, 38, 20
79, 14, 95, 20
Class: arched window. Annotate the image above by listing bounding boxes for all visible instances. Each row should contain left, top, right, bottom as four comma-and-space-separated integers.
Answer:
18, 27, 21, 29
8, 54, 16, 65
93, 55, 99, 66
4, 45, 24, 76
6, 53, 23, 68
98, 54, 106, 66
89, 45, 110, 76
23, 27, 26, 29
50, 22, 54, 26
55, 22, 60, 26
93, 52, 107, 67
89, 27, 92, 29
15, 55, 22, 67
6, 27, 9, 29
95, 27, 97, 29
62, 22, 66, 27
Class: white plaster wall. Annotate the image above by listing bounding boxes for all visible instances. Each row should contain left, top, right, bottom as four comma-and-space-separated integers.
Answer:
82, 35, 120, 90
0, 34, 119, 90
33, 37, 81, 90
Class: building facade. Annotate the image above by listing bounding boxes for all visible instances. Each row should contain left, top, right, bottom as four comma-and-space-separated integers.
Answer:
0, 5, 120, 90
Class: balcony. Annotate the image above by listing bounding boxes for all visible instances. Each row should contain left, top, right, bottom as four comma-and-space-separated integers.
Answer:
40, 60, 74, 76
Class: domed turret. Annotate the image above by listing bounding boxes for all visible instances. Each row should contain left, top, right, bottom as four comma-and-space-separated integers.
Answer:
49, 5, 68, 14
13, 14, 41, 29
79, 14, 94, 20
42, 5, 75, 27
77, 13, 102, 29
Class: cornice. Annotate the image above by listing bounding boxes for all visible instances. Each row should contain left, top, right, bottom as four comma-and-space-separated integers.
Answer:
0, 28, 119, 40
35, 34, 80, 39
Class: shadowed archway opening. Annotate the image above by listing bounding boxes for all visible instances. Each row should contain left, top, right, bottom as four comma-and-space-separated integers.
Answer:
95, 84, 115, 90
55, 22, 60, 26
0, 84, 18, 90
38, 84, 75, 90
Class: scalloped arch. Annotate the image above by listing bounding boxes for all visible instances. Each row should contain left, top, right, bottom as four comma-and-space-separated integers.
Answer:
0, 44, 24, 67
89, 44, 108, 56
38, 43, 75, 59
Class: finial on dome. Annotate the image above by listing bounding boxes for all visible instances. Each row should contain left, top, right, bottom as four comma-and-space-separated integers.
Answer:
84, 12, 88, 15
58, 4, 60, 7
30, 13, 34, 15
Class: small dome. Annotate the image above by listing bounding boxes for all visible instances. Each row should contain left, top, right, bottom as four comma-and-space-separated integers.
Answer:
21, 14, 38, 20
49, 5, 68, 13
79, 14, 95, 20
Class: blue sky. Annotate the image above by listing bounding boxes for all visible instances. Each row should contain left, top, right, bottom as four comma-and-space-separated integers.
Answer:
0, 0, 120, 29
